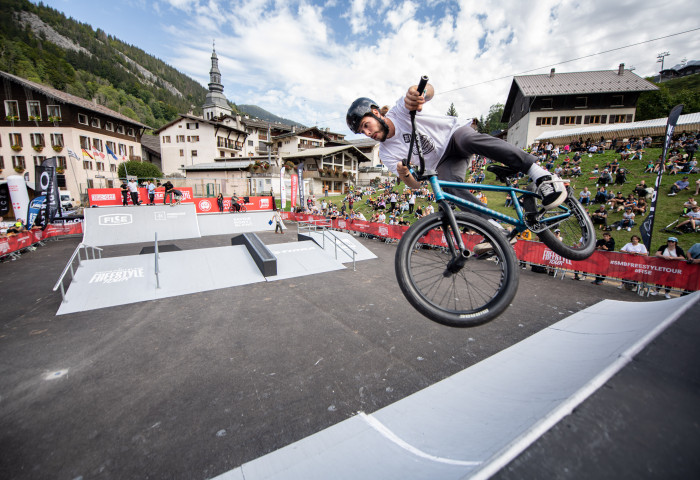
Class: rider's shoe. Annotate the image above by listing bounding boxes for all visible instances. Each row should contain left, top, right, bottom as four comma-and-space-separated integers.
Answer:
536, 175, 567, 210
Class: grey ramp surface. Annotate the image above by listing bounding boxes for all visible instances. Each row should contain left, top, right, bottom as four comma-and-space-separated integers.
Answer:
197, 211, 279, 236
57, 245, 265, 315
303, 231, 377, 263
212, 292, 700, 480
265, 240, 345, 281
83, 204, 201, 246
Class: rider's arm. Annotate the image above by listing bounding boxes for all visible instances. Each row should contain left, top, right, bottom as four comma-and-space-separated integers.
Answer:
397, 163, 421, 189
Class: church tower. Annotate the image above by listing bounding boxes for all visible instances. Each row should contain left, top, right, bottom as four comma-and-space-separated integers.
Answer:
202, 42, 232, 120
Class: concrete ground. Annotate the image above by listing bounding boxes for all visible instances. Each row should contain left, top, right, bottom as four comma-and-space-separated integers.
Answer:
0, 223, 697, 479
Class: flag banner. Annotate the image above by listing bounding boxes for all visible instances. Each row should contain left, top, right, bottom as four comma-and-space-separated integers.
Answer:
27, 195, 46, 228
82, 149, 94, 159
296, 162, 305, 210
67, 148, 80, 160
106, 145, 118, 161
290, 174, 298, 208
0, 182, 10, 216
35, 156, 62, 228
280, 168, 287, 210
640, 104, 684, 251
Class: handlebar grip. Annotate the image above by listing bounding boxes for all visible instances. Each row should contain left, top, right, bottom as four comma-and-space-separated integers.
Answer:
417, 76, 429, 96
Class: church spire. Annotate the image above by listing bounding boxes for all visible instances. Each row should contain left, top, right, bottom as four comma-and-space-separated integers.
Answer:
202, 40, 231, 120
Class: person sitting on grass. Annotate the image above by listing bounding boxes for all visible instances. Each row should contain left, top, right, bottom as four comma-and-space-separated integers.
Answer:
618, 207, 636, 231
668, 176, 690, 196
677, 205, 700, 232
591, 205, 608, 230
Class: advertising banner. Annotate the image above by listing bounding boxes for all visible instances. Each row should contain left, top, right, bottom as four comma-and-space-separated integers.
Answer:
34, 156, 62, 227
0, 182, 10, 216
88, 187, 194, 206
193, 196, 274, 213
280, 169, 287, 210
290, 174, 298, 208
0, 221, 83, 257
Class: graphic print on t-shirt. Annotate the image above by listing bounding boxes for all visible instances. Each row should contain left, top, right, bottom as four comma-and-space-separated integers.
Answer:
402, 133, 436, 156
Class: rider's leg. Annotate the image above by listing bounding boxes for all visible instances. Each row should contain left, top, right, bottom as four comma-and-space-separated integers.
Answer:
436, 156, 491, 220
443, 126, 566, 209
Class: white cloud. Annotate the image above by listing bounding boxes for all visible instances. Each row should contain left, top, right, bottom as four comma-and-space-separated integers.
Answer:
153, 0, 700, 135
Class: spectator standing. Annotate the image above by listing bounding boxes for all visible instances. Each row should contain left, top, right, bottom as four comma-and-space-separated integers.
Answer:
147, 180, 156, 205
652, 237, 686, 298
592, 233, 615, 285
217, 193, 224, 213
127, 178, 140, 206
687, 243, 700, 264
163, 181, 174, 205
120, 180, 129, 206
408, 192, 416, 214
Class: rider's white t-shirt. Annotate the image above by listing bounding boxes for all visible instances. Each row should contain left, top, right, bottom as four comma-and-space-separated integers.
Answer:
379, 96, 469, 175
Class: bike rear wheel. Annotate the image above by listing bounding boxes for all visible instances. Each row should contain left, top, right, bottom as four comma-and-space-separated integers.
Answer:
523, 186, 596, 260
395, 211, 519, 327
240, 205, 247, 213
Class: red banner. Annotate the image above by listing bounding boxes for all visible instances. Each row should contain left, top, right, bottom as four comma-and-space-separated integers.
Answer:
283, 212, 700, 291
0, 221, 83, 257
291, 175, 298, 208
88, 187, 194, 206
193, 196, 274, 213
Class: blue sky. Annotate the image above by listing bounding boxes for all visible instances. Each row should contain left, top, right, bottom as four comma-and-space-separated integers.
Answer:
32, 0, 700, 136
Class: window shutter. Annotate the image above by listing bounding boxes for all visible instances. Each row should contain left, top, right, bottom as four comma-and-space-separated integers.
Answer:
576, 116, 582, 124
601, 115, 607, 124
552, 117, 558, 125
536, 117, 542, 126
584, 116, 590, 124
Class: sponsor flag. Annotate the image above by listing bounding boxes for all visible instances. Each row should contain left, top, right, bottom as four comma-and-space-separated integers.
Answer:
291, 174, 298, 208
296, 162, 305, 210
27, 195, 46, 228
280, 167, 287, 210
67, 148, 80, 161
34, 156, 62, 228
639, 104, 683, 251
106, 145, 118, 161
82, 148, 94, 159
0, 182, 10, 216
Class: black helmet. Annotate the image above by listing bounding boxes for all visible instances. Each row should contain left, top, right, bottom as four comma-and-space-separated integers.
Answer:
346, 97, 387, 135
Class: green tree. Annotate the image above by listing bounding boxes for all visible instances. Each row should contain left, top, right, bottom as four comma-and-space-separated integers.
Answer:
446, 102, 458, 117
477, 103, 508, 135
118, 161, 162, 180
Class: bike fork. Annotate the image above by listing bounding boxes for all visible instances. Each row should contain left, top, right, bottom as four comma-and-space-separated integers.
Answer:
439, 201, 470, 275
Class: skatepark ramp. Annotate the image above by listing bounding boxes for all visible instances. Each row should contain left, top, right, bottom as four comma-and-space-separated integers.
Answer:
211, 292, 700, 480
298, 220, 377, 269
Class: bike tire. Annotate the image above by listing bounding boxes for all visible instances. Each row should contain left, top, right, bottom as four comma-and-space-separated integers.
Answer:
523, 186, 596, 261
240, 205, 247, 213
395, 211, 519, 327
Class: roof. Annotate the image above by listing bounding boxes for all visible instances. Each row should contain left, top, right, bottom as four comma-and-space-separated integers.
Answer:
140, 134, 161, 155
534, 112, 700, 143
662, 60, 700, 73
282, 145, 372, 162
513, 69, 658, 97
153, 113, 247, 135
273, 127, 332, 141
183, 158, 260, 171
0, 70, 151, 129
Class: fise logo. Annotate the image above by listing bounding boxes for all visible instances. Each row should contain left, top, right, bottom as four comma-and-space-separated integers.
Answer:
199, 200, 212, 212
99, 214, 133, 226
260, 198, 269, 208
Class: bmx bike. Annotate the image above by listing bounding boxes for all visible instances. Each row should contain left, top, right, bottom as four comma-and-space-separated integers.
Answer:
229, 200, 247, 213
394, 76, 595, 327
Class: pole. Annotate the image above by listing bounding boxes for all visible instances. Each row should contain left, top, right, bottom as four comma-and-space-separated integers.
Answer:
639, 104, 683, 252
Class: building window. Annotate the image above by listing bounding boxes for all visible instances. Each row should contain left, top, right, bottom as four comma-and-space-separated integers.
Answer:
561, 116, 578, 125
96, 162, 105, 171
186, 123, 199, 129
105, 121, 114, 131
9, 133, 22, 148
177, 135, 185, 142
586, 115, 602, 124
219, 150, 224, 157
92, 138, 103, 151
129, 145, 134, 156
575, 97, 587, 108
188, 135, 199, 142
83, 161, 93, 170
26, 100, 41, 120
540, 98, 553, 110
179, 149, 185, 157
118, 144, 127, 156
116, 125, 125, 134
191, 150, 198, 157
79, 136, 90, 149
86, 178, 94, 189
51, 133, 64, 147
12, 156, 26, 169
248, 140, 254, 146
127, 128, 135, 137
46, 105, 61, 121
162, 136, 171, 143
611, 95, 624, 107
536, 117, 557, 126
56, 156, 66, 168
5, 100, 19, 120
0, 157, 4, 169
91, 117, 101, 128
110, 164, 117, 172
611, 114, 627, 123
34, 156, 47, 166
78, 113, 88, 125
30, 133, 45, 148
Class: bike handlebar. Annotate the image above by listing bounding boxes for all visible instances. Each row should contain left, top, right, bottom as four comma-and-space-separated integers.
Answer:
405, 75, 430, 177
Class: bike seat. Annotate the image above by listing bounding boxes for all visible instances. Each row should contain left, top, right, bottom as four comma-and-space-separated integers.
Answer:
486, 165, 520, 183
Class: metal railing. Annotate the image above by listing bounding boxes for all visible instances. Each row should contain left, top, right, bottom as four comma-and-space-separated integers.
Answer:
52, 242, 103, 302
154, 233, 161, 289
298, 219, 358, 271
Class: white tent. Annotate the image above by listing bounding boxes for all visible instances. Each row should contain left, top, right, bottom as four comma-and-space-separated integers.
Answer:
534, 112, 700, 143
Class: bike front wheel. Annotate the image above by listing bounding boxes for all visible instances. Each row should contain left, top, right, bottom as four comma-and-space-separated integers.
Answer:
523, 186, 596, 261
240, 205, 247, 213
395, 211, 519, 327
